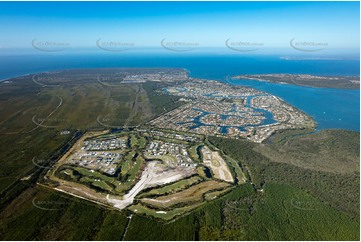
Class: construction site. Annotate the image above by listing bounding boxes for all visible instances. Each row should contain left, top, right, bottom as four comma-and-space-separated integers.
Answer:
42, 128, 245, 219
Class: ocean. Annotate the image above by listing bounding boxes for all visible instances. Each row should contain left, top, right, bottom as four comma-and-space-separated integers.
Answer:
0, 52, 359, 131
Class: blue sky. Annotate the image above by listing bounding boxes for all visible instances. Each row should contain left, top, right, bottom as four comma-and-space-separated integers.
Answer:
0, 1, 359, 53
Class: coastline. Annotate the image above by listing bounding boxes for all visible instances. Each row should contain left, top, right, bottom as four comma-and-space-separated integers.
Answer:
232, 74, 360, 90
1, 68, 358, 132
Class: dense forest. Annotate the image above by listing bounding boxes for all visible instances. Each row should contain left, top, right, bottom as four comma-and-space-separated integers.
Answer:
208, 130, 360, 219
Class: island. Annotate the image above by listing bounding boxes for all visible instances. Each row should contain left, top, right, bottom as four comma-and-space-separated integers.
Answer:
232, 74, 360, 89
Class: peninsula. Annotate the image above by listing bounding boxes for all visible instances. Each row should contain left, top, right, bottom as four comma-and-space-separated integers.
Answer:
233, 74, 360, 89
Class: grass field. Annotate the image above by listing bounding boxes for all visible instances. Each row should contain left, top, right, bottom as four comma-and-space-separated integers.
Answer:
187, 144, 202, 162
123, 155, 144, 186
129, 134, 138, 148
225, 156, 247, 184
56, 165, 123, 194
121, 151, 136, 176
138, 135, 147, 149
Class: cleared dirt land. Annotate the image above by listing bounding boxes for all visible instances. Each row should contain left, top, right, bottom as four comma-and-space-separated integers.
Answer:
201, 146, 233, 183
137, 176, 203, 198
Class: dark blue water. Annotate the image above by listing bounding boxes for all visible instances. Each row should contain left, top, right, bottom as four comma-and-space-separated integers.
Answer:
0, 53, 359, 131
228, 79, 360, 131
0, 53, 359, 81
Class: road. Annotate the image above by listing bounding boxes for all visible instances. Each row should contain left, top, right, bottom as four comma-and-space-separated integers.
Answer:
107, 161, 157, 209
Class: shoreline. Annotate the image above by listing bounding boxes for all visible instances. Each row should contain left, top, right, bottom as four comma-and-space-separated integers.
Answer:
1, 68, 360, 85
232, 74, 360, 90
1, 68, 358, 133
0, 67, 190, 83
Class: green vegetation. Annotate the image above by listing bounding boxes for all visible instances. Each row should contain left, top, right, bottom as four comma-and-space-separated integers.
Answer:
56, 165, 121, 194
225, 156, 247, 184
265, 128, 314, 144
121, 151, 136, 176
197, 166, 205, 178
204, 187, 232, 201
123, 183, 359, 240
124, 155, 144, 185
138, 176, 203, 198
208, 132, 360, 219
92, 180, 113, 191
258, 129, 360, 174
196, 183, 359, 241
129, 134, 138, 148
235, 73, 360, 89
0, 187, 129, 240
188, 144, 202, 162
140, 181, 230, 209
124, 212, 196, 240
151, 135, 189, 145
53, 133, 146, 195
138, 135, 147, 149
0, 70, 181, 239
129, 203, 201, 221
0, 70, 359, 241
94, 212, 129, 240
142, 82, 184, 115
